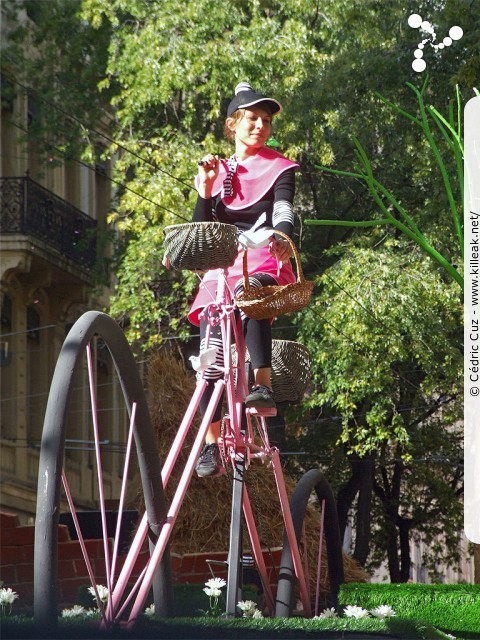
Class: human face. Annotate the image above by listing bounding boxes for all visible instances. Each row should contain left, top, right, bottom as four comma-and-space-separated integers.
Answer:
230, 107, 272, 156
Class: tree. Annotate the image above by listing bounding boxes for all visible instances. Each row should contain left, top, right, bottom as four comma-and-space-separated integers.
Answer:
4, 0, 476, 577
5, 0, 478, 347
2, 0, 114, 162
291, 240, 463, 579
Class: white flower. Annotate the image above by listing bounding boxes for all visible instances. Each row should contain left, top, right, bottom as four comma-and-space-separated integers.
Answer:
0, 588, 19, 606
237, 600, 261, 617
314, 607, 338, 618
203, 577, 226, 599
370, 604, 396, 619
144, 603, 155, 617
88, 584, 109, 604
61, 605, 86, 618
237, 600, 257, 613
204, 577, 226, 591
344, 604, 370, 618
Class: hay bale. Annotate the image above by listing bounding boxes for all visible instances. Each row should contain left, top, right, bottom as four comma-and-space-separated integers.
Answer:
144, 351, 368, 586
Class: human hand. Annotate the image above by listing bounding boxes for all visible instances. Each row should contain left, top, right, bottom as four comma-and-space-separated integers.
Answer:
269, 237, 292, 262
198, 154, 220, 181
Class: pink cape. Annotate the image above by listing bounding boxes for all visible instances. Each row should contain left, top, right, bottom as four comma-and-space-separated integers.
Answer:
194, 147, 299, 210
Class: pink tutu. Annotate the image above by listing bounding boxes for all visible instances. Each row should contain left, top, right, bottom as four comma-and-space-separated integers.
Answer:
188, 245, 295, 326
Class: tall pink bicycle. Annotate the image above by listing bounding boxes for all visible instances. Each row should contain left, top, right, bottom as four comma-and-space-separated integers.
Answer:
34, 221, 344, 629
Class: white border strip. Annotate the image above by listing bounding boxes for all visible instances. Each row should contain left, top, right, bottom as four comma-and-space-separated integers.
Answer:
464, 95, 480, 543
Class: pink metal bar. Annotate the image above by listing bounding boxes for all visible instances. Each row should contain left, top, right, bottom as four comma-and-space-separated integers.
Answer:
242, 489, 276, 615
114, 563, 149, 621
230, 315, 248, 440
111, 381, 209, 618
270, 449, 312, 617
315, 498, 326, 617
109, 511, 149, 617
161, 379, 207, 487
222, 313, 236, 429
301, 524, 310, 603
110, 402, 137, 586
126, 380, 227, 625
61, 469, 107, 625
86, 343, 113, 620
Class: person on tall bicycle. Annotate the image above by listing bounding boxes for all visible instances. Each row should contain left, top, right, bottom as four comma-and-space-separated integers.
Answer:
190, 82, 299, 477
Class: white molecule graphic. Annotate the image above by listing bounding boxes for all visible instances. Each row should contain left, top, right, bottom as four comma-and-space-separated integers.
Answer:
408, 13, 463, 72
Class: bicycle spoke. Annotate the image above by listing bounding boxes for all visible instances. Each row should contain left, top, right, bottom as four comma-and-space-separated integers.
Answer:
85, 343, 113, 611
314, 499, 326, 617
61, 469, 107, 624
110, 402, 137, 585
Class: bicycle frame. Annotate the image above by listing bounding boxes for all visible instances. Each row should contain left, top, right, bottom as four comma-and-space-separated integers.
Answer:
105, 259, 312, 625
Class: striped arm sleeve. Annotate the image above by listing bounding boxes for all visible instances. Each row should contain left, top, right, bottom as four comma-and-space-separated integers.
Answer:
272, 168, 295, 237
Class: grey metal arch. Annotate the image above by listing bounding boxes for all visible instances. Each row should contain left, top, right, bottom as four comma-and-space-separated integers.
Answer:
34, 311, 172, 625
275, 469, 344, 617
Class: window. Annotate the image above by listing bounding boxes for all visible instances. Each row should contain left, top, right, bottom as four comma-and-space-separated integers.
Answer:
1, 294, 12, 331
1, 74, 15, 114
27, 306, 40, 341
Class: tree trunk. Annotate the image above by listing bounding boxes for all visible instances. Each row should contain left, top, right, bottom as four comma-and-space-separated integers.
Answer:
336, 474, 360, 542
336, 453, 375, 566
353, 455, 375, 566
474, 544, 480, 583
386, 521, 401, 582
398, 517, 412, 582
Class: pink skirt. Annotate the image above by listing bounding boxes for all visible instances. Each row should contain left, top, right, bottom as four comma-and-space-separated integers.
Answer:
188, 245, 296, 326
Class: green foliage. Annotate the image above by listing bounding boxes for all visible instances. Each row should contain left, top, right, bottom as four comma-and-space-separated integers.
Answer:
2, 0, 114, 162
290, 239, 463, 578
307, 80, 465, 289
297, 240, 462, 455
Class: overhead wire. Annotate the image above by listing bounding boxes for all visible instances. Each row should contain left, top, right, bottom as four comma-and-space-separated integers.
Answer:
6, 72, 195, 191
2, 63, 458, 411
3, 115, 189, 221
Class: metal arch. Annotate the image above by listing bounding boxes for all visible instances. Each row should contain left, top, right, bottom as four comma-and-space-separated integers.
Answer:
275, 469, 344, 617
34, 311, 172, 626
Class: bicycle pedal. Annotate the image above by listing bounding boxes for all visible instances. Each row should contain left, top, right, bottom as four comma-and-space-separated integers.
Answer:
246, 407, 277, 417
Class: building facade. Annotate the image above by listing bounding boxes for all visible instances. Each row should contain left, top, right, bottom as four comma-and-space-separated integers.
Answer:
1, 7, 131, 523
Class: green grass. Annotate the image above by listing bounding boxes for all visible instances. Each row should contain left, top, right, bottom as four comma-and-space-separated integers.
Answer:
339, 583, 480, 640
2, 583, 479, 639
0, 615, 457, 639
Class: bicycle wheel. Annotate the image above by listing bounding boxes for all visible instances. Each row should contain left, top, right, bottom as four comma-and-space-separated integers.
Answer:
275, 469, 344, 617
34, 311, 172, 627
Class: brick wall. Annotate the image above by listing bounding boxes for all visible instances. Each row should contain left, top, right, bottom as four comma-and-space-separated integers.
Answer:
0, 511, 281, 614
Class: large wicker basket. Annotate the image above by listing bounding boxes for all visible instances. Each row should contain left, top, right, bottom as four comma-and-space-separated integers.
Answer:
233, 340, 311, 405
235, 230, 314, 320
163, 222, 238, 271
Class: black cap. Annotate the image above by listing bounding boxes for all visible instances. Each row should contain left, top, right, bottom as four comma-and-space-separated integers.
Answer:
226, 82, 282, 117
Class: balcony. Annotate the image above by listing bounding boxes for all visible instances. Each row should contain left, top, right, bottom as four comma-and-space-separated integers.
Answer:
0, 176, 97, 268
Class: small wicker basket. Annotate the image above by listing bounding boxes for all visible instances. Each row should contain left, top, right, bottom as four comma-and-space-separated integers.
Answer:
235, 230, 314, 320
233, 340, 311, 404
163, 222, 238, 271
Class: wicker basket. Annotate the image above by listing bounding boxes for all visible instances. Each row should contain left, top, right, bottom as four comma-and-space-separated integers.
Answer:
163, 222, 238, 271
233, 340, 311, 404
235, 230, 314, 320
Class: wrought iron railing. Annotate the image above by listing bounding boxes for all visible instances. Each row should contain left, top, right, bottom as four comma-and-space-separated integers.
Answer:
0, 176, 97, 268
